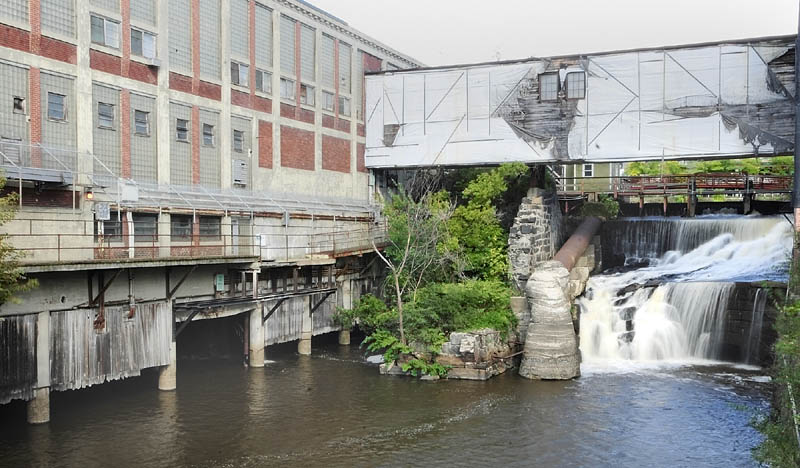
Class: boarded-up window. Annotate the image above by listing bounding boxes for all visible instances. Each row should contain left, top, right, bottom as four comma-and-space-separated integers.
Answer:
198, 0, 220, 79
338, 42, 351, 94
42, 0, 76, 38
320, 34, 335, 89
199, 109, 220, 188
300, 24, 315, 82
91, 0, 119, 13
254, 2, 272, 69
169, 0, 192, 73
230, 0, 249, 59
130, 0, 156, 25
169, 103, 192, 185
92, 84, 120, 176
130, 93, 157, 182
280, 15, 296, 76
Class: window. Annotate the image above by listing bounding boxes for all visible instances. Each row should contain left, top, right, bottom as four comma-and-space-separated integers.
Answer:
256, 69, 272, 94
132, 213, 158, 242
539, 73, 559, 101
583, 164, 594, 177
199, 217, 221, 240
280, 78, 295, 100
47, 93, 66, 121
0, 137, 22, 165
322, 91, 335, 112
338, 96, 351, 117
202, 123, 215, 147
176, 118, 189, 142
91, 15, 120, 49
300, 84, 314, 106
94, 213, 122, 242
231, 61, 249, 87
170, 215, 192, 241
566, 72, 586, 99
98, 102, 115, 129
233, 130, 244, 153
134, 110, 149, 135
12, 97, 25, 114
131, 28, 156, 59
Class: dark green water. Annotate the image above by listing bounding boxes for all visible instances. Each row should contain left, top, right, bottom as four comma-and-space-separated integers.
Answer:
0, 336, 770, 467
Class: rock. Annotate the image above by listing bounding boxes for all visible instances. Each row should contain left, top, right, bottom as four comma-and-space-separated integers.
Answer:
420, 374, 440, 381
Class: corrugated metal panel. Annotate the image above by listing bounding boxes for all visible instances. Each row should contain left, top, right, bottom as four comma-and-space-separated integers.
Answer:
230, 0, 249, 60
254, 2, 272, 69
311, 292, 338, 336
265, 296, 305, 346
0, 315, 37, 404
199, 109, 220, 188
169, 102, 192, 186
92, 83, 121, 176
130, 0, 157, 26
231, 116, 251, 187
130, 93, 157, 182
279, 15, 295, 76
50, 303, 171, 392
0, 0, 28, 25
42, 0, 76, 38
338, 42, 351, 94
198, 0, 220, 79
169, 0, 192, 74
320, 35, 335, 89
299, 24, 315, 82
40, 72, 77, 169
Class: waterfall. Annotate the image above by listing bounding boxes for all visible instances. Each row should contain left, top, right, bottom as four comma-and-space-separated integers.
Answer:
580, 215, 791, 365
744, 289, 767, 365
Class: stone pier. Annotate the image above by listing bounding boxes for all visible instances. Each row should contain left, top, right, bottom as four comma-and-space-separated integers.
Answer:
27, 311, 51, 424
158, 340, 177, 391
249, 307, 265, 367
298, 297, 312, 355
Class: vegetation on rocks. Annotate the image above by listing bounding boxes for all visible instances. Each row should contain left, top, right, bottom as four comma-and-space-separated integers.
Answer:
579, 195, 620, 219
337, 164, 526, 376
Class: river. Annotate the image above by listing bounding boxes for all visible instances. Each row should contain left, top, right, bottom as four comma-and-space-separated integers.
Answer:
0, 335, 770, 468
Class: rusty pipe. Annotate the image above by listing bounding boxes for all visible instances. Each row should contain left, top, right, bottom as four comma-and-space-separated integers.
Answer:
553, 217, 602, 271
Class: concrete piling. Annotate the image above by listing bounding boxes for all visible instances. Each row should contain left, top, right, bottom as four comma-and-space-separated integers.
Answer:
158, 341, 177, 391
26, 388, 50, 424
249, 307, 265, 367
338, 329, 351, 346
298, 297, 313, 355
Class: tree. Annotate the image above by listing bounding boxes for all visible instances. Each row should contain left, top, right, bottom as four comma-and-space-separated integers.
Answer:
371, 177, 463, 345
0, 176, 37, 304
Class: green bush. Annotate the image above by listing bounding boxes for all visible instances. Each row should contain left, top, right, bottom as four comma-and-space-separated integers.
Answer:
333, 294, 397, 334
580, 195, 619, 219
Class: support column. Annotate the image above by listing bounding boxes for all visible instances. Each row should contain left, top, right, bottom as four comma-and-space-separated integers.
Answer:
159, 301, 177, 391
338, 278, 351, 345
27, 311, 51, 424
298, 296, 312, 355
249, 306, 265, 367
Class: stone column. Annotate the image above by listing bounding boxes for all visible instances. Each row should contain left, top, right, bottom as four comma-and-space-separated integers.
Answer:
249, 306, 265, 367
519, 261, 580, 380
298, 297, 312, 355
159, 302, 177, 391
27, 311, 51, 424
338, 330, 351, 346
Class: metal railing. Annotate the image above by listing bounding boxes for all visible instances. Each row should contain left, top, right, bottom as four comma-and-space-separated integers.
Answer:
3, 217, 388, 265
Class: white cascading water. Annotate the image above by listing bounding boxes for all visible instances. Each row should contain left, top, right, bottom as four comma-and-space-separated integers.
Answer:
579, 215, 792, 365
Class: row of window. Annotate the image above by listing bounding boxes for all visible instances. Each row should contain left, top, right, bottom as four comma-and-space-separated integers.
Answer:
539, 72, 586, 101
175, 119, 247, 153
97, 214, 222, 242
91, 14, 156, 59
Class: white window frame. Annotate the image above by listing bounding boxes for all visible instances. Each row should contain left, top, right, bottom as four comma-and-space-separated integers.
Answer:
300, 84, 315, 106
176, 118, 190, 142
280, 77, 295, 100
47, 93, 67, 121
231, 61, 249, 87
202, 123, 215, 147
321, 91, 335, 112
91, 14, 120, 49
256, 69, 272, 94
130, 28, 157, 59
338, 95, 351, 117
134, 110, 150, 136
583, 163, 594, 178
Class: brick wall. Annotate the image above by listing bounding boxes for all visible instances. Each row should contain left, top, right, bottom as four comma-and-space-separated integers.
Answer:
280, 126, 314, 171
322, 135, 350, 173
258, 120, 273, 168
357, 143, 366, 173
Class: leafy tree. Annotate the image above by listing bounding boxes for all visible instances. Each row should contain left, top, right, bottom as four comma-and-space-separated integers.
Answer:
448, 163, 528, 281
0, 176, 37, 304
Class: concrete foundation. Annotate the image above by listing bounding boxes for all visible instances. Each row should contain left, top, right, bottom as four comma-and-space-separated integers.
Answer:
298, 297, 313, 355
338, 329, 351, 345
249, 308, 265, 367
26, 387, 50, 424
158, 341, 177, 391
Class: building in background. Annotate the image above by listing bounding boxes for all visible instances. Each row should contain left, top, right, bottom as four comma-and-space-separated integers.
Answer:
0, 0, 418, 421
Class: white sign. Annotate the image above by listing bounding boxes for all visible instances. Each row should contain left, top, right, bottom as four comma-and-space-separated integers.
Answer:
96, 202, 111, 221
